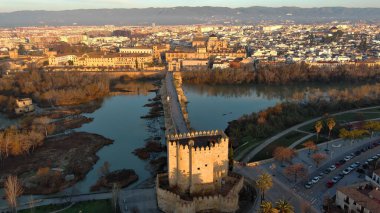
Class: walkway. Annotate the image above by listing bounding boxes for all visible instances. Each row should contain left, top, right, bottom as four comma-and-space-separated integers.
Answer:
165, 72, 189, 133
242, 106, 380, 163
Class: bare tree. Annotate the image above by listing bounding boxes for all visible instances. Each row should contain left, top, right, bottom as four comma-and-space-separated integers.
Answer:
284, 163, 307, 182
311, 153, 327, 168
111, 183, 120, 213
302, 140, 317, 155
5, 175, 23, 213
99, 161, 111, 177
33, 116, 51, 137
273, 146, 296, 166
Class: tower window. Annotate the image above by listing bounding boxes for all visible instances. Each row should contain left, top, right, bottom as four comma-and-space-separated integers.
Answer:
197, 168, 200, 170
205, 164, 208, 167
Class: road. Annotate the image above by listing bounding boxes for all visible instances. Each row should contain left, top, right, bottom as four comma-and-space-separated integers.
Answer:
235, 166, 319, 213
242, 106, 380, 162
165, 72, 189, 133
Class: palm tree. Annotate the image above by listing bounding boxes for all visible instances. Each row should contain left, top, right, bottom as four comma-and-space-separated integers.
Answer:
315, 121, 323, 143
256, 173, 273, 201
325, 118, 336, 151
260, 201, 277, 213
327, 118, 336, 140
275, 200, 294, 213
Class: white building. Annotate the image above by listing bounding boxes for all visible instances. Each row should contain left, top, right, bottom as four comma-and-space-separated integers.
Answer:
366, 169, 380, 187
49, 55, 78, 65
15, 98, 35, 115
336, 182, 380, 213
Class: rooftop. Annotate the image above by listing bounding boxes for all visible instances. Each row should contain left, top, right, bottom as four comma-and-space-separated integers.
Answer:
338, 182, 380, 212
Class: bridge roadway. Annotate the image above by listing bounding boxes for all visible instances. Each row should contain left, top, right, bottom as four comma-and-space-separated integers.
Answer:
165, 72, 189, 134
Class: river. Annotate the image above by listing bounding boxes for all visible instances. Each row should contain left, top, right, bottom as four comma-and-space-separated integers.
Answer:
1, 81, 378, 204
183, 82, 378, 130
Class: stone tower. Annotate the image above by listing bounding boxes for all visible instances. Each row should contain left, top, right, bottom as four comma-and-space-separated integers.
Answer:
156, 130, 244, 213
167, 130, 229, 195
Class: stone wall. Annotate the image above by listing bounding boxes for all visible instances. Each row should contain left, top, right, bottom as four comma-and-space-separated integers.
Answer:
156, 173, 244, 213
173, 72, 191, 129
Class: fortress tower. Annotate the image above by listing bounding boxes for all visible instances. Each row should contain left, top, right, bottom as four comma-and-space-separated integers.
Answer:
167, 130, 229, 195
156, 130, 243, 213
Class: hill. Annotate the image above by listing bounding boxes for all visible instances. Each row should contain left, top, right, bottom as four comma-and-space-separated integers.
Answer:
0, 7, 379, 27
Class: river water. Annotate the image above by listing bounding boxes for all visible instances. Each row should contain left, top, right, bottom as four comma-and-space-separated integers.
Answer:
183, 82, 378, 130
1, 81, 378, 201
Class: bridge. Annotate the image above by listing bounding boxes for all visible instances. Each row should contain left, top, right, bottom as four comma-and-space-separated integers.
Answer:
162, 72, 190, 134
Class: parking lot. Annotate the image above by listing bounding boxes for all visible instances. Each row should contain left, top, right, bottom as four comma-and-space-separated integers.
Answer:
296, 139, 380, 209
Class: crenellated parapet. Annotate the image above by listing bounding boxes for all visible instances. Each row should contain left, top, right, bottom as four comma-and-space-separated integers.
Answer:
167, 130, 227, 141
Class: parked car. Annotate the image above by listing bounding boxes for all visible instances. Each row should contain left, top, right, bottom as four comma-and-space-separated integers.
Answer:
344, 156, 351, 161
329, 165, 337, 171
342, 168, 352, 175
305, 183, 312, 189
332, 176, 341, 183
326, 180, 334, 188
311, 176, 320, 184
335, 162, 342, 168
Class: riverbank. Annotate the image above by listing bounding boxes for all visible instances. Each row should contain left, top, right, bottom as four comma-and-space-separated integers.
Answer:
0, 132, 113, 195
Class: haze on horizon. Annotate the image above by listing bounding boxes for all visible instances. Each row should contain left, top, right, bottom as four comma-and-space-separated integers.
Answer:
1, 0, 379, 12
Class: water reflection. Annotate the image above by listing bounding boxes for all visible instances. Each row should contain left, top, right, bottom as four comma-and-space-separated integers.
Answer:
183, 82, 379, 130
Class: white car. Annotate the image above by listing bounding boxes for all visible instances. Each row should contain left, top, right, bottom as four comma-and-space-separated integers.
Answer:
342, 168, 351, 175
311, 176, 320, 184
329, 165, 336, 171
344, 156, 351, 161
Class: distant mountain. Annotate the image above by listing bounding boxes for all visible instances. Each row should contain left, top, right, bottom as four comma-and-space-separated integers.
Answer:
0, 7, 379, 27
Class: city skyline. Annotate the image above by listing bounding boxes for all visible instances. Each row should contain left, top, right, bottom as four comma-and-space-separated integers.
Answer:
1, 0, 380, 12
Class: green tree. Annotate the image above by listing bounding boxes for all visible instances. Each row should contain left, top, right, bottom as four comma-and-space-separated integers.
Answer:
256, 172, 273, 201
363, 121, 380, 138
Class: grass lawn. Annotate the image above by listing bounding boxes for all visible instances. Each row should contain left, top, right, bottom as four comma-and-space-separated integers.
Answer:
19, 199, 114, 213
234, 136, 262, 161
294, 135, 329, 149
250, 131, 308, 162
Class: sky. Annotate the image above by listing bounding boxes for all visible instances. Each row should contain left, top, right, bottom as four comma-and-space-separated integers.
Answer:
0, 0, 379, 12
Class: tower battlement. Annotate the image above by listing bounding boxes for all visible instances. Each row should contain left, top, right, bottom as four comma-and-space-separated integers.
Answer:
167, 130, 226, 141
166, 130, 228, 149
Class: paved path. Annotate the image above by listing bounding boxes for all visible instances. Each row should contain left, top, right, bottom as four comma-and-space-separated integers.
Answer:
289, 133, 314, 149
165, 72, 189, 134
119, 188, 158, 213
242, 106, 380, 163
